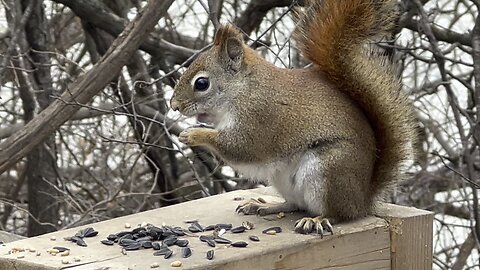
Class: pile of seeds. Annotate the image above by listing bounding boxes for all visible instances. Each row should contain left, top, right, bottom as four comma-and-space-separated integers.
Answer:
98, 221, 279, 263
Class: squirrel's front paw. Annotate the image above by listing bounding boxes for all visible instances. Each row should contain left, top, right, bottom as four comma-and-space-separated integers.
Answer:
179, 129, 197, 145
178, 128, 218, 146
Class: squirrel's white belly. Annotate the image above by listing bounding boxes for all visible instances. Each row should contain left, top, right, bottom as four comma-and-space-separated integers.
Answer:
232, 151, 326, 215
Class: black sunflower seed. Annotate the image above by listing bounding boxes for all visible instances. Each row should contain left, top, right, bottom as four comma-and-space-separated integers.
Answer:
188, 222, 204, 233
132, 227, 145, 234
163, 235, 177, 246
152, 242, 161, 250
101, 240, 114, 246
206, 239, 216, 247
164, 249, 173, 259
82, 227, 98, 238
199, 235, 213, 242
153, 247, 171, 256
118, 234, 133, 241
175, 239, 189, 247
76, 238, 87, 247
182, 247, 192, 258
172, 227, 186, 236
215, 224, 233, 230
262, 227, 282, 234
124, 242, 141, 251
141, 241, 153, 249
214, 237, 231, 244
69, 236, 82, 243
231, 241, 248, 248
119, 238, 137, 247
116, 231, 132, 237
107, 234, 118, 241
249, 235, 260, 242
136, 236, 152, 242
231, 226, 246, 233
206, 250, 214, 260
204, 225, 215, 231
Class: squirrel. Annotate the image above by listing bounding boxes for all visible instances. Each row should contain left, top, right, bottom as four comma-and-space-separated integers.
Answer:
170, 0, 417, 234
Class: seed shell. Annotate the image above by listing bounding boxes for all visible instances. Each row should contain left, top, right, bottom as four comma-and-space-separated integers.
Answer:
171, 260, 182, 267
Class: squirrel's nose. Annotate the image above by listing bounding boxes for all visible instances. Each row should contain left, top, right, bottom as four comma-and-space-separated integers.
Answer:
170, 98, 180, 111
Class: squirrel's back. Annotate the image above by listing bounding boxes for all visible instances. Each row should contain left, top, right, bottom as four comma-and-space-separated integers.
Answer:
294, 0, 417, 199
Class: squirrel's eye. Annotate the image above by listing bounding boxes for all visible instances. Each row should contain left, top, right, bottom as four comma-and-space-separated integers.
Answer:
194, 77, 210, 92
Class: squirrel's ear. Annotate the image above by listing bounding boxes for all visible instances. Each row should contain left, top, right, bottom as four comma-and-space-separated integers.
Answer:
214, 25, 244, 72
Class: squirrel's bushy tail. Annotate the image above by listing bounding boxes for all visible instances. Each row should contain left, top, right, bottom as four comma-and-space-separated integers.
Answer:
295, 0, 417, 199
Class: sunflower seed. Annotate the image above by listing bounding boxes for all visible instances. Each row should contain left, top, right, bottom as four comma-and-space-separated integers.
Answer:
124, 242, 141, 251
164, 249, 173, 259
188, 222, 203, 233
231, 241, 248, 248
153, 247, 171, 256
215, 224, 233, 230
231, 226, 246, 233
181, 247, 192, 258
163, 235, 177, 246
82, 227, 98, 237
119, 238, 137, 247
206, 239, 216, 247
141, 241, 153, 249
199, 235, 213, 242
204, 225, 215, 231
152, 242, 161, 250
76, 238, 87, 247
107, 234, 118, 241
249, 235, 260, 242
214, 237, 231, 244
175, 239, 189, 247
206, 250, 214, 260
101, 240, 114, 246
262, 227, 282, 234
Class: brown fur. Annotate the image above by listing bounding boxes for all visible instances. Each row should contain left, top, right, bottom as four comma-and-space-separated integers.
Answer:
295, 0, 416, 199
171, 0, 417, 221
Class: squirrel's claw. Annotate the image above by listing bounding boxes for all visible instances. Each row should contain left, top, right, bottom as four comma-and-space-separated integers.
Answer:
236, 198, 265, 215
295, 217, 334, 236
236, 198, 298, 216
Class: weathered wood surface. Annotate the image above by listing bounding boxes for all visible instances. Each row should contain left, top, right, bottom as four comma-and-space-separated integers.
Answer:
0, 188, 432, 270
375, 203, 433, 270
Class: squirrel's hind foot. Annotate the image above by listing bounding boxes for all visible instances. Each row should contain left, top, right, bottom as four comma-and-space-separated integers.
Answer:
295, 216, 333, 237
236, 198, 297, 216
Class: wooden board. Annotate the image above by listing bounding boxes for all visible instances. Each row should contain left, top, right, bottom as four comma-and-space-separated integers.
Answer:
0, 188, 430, 270
375, 203, 433, 270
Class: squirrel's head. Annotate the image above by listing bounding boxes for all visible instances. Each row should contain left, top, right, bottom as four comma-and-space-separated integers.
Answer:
171, 25, 251, 119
